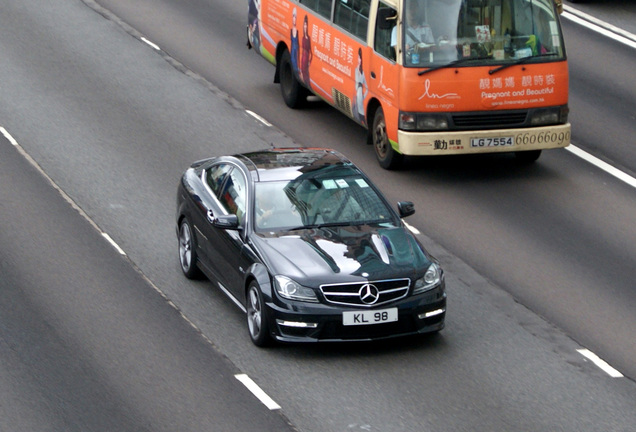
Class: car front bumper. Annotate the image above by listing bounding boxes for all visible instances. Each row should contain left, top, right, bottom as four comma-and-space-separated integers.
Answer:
265, 287, 446, 343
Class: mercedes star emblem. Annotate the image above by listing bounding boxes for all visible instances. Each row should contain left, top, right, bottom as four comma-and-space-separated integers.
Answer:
359, 283, 380, 305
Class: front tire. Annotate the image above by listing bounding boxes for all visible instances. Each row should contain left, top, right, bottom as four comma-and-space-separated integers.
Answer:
279, 49, 307, 109
247, 281, 272, 347
372, 106, 403, 170
178, 217, 203, 279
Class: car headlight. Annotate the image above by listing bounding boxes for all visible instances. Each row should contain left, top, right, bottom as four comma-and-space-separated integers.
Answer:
273, 275, 318, 302
413, 263, 442, 294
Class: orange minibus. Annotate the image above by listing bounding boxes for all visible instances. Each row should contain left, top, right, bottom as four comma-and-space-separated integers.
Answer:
248, 0, 570, 169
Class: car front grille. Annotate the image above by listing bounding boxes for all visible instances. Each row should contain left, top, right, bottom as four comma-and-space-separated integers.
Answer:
320, 279, 410, 307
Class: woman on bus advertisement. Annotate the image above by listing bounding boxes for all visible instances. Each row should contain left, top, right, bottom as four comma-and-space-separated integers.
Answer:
248, 0, 260, 53
300, 14, 313, 86
290, 8, 300, 76
353, 48, 369, 125
253, 0, 372, 123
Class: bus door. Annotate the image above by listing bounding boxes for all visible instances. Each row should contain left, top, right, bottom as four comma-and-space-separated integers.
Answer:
367, 2, 399, 132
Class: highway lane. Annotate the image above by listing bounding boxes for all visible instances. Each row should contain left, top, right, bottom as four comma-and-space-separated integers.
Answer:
562, 12, 636, 177
89, 0, 636, 378
1, 0, 635, 431
0, 137, 296, 431
565, 0, 636, 36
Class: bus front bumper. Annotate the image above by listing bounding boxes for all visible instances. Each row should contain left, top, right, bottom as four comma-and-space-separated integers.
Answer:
396, 123, 571, 156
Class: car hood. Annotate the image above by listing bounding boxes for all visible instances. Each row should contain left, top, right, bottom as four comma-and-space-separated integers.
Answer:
251, 225, 431, 285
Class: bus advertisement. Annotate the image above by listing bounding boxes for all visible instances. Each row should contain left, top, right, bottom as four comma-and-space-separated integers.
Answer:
248, 0, 570, 169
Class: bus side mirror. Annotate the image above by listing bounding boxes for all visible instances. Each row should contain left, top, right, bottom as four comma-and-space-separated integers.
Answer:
377, 7, 397, 30
554, 0, 563, 14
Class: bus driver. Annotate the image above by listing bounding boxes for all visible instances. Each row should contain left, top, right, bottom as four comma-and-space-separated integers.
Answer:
391, 1, 435, 56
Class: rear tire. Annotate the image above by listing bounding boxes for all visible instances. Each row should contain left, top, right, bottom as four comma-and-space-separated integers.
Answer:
178, 217, 203, 279
372, 107, 403, 170
247, 281, 272, 347
279, 49, 307, 109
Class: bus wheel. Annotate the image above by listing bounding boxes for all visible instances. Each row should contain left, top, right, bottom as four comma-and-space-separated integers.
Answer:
515, 150, 542, 164
279, 49, 306, 109
372, 107, 403, 170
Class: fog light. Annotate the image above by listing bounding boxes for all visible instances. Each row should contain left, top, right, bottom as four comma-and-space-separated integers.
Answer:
418, 308, 445, 319
276, 320, 318, 328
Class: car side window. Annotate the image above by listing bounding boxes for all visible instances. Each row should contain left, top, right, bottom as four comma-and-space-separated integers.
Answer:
205, 164, 232, 195
217, 168, 247, 225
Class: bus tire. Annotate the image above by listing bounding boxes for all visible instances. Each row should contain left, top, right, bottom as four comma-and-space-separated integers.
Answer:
515, 149, 542, 164
279, 49, 307, 109
372, 107, 403, 170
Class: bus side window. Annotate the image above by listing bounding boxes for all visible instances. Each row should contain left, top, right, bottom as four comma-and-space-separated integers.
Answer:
300, 0, 332, 19
334, 0, 354, 30
354, 0, 371, 40
334, 0, 370, 40
374, 4, 397, 61
318, 0, 333, 18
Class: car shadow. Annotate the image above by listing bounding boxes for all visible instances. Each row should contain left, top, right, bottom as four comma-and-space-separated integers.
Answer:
271, 331, 449, 359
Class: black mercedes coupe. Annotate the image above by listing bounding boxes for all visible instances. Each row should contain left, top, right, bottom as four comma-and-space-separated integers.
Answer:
176, 148, 446, 346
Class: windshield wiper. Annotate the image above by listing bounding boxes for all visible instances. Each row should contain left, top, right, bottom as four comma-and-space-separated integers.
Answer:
284, 222, 349, 231
489, 52, 559, 75
418, 56, 493, 76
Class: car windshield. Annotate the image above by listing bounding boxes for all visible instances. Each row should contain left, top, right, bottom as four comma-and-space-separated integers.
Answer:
400, 0, 565, 68
254, 169, 397, 232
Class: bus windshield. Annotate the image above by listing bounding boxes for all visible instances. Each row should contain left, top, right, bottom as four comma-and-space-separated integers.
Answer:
399, 0, 565, 68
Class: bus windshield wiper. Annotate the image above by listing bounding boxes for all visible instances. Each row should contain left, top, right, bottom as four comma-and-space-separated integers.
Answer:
489, 52, 559, 75
418, 56, 493, 76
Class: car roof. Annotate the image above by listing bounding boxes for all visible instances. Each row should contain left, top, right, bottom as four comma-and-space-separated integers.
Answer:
235, 148, 357, 182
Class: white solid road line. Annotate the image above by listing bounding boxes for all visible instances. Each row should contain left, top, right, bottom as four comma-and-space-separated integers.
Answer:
562, 7, 636, 49
566, 144, 636, 189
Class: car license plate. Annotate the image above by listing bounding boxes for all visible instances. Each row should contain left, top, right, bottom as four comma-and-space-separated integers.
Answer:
470, 137, 514, 147
342, 308, 398, 326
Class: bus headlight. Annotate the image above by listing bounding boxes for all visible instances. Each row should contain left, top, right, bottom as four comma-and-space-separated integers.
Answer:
529, 106, 569, 126
399, 112, 449, 131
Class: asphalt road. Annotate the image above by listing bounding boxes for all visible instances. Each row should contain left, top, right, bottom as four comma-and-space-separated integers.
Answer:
0, 126, 295, 431
1, 0, 635, 431
563, 6, 636, 176
90, 0, 636, 377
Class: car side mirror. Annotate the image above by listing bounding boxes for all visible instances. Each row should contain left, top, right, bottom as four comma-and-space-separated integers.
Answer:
211, 213, 240, 230
377, 7, 397, 30
397, 201, 415, 218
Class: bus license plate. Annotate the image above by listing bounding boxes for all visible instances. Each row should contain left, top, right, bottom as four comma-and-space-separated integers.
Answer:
470, 137, 514, 147
342, 308, 398, 326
